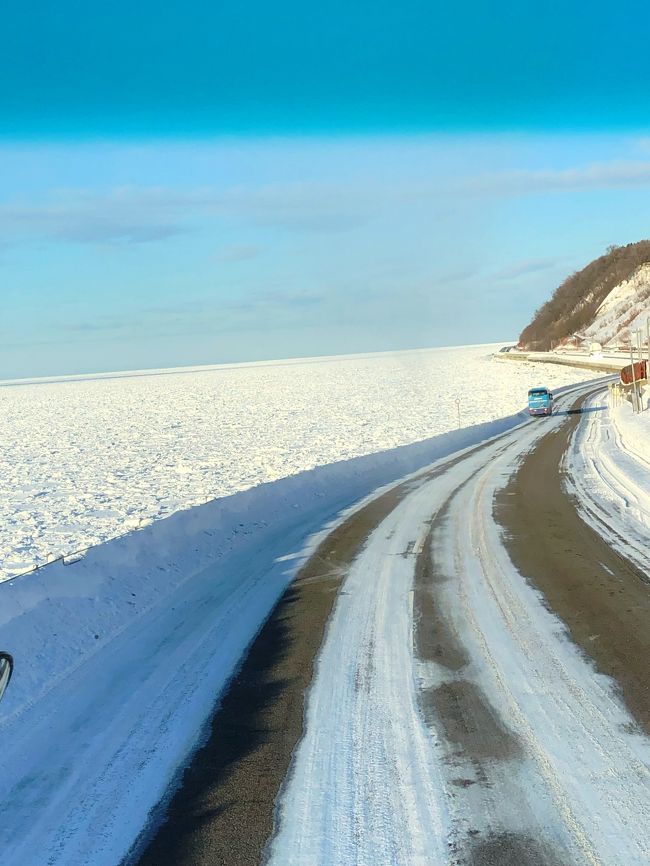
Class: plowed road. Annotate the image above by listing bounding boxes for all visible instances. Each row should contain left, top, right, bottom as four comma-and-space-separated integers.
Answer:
133, 383, 650, 866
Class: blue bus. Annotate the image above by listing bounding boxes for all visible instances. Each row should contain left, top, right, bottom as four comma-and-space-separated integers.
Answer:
528, 387, 553, 416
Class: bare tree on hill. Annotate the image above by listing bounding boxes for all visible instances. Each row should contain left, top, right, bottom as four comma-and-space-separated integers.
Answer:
518, 240, 650, 350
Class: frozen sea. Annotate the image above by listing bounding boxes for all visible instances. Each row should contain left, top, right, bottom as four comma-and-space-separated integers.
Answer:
0, 344, 596, 579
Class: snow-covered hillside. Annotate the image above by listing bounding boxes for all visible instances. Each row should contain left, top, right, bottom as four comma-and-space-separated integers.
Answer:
0, 344, 596, 581
582, 262, 650, 346
518, 240, 650, 351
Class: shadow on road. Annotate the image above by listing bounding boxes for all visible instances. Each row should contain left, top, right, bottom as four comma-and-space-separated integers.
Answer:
556, 405, 606, 416
128, 476, 410, 866
129, 588, 299, 866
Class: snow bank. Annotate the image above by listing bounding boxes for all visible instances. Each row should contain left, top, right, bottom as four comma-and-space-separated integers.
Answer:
567, 388, 650, 565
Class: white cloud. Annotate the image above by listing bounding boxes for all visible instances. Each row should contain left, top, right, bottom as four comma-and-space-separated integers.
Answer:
462, 160, 650, 196
0, 182, 379, 246
494, 258, 562, 280
3, 151, 649, 251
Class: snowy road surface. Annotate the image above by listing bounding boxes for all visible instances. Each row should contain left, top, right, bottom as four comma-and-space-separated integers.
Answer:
136, 380, 650, 866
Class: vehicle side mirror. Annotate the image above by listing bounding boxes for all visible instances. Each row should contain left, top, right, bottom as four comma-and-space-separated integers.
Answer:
0, 653, 13, 705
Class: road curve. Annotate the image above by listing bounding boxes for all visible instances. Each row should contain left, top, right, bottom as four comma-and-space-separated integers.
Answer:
129, 382, 650, 866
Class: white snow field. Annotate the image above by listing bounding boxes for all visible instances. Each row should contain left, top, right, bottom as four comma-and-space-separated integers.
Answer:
0, 344, 596, 581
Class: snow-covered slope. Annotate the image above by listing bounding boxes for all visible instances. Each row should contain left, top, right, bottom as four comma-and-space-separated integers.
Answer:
582, 262, 650, 346
518, 241, 650, 351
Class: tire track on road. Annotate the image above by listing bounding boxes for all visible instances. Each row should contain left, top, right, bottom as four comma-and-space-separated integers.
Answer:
495, 391, 650, 733
128, 441, 504, 866
413, 384, 650, 865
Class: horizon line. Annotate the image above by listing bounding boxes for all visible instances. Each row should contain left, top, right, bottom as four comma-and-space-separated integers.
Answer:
0, 341, 511, 389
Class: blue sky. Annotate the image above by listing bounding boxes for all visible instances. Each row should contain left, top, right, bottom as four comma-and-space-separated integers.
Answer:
4, 0, 650, 135
3, 2, 650, 377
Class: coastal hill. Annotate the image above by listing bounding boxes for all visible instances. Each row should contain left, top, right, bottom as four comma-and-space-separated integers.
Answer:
519, 240, 650, 350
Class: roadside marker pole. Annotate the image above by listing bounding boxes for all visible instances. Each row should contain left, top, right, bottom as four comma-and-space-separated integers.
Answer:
630, 342, 639, 413
638, 328, 645, 412
645, 318, 650, 412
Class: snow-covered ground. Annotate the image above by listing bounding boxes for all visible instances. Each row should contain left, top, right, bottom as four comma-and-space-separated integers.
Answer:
0, 343, 597, 581
0, 411, 539, 866
0, 348, 601, 866
4, 343, 639, 866
0, 343, 646, 866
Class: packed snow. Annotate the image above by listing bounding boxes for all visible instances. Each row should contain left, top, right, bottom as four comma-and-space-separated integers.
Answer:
0, 344, 597, 581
